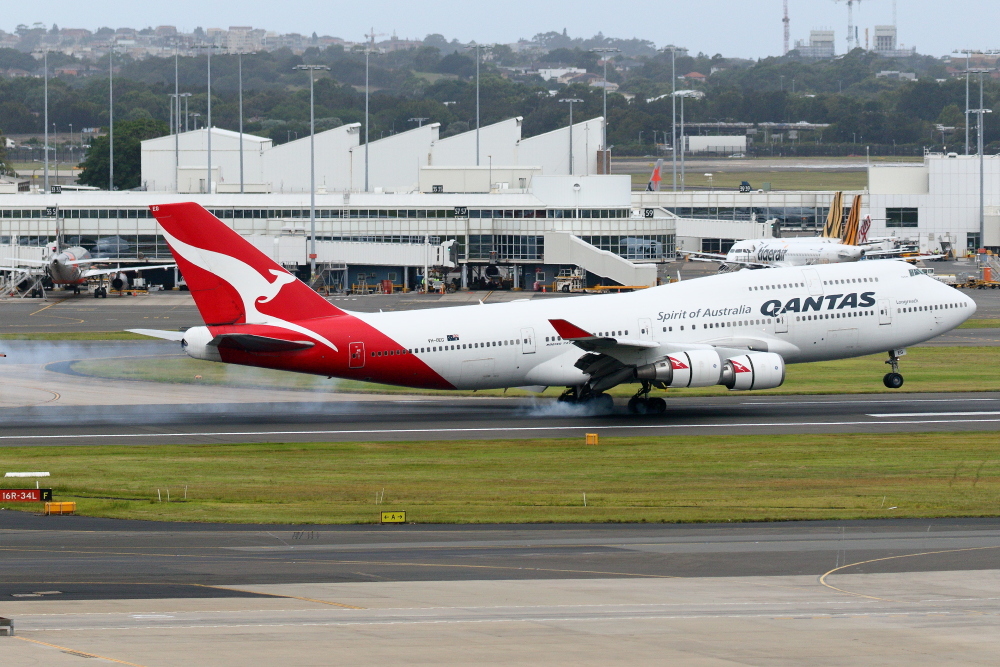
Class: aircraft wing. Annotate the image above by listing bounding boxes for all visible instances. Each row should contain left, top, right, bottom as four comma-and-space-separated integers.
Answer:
81, 264, 176, 279
680, 250, 727, 261
681, 251, 773, 269
548, 319, 660, 352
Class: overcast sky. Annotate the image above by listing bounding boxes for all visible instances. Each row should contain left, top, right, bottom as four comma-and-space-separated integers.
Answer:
8, 0, 996, 60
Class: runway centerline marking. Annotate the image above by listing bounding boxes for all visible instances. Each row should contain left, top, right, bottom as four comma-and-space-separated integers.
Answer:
4, 418, 1000, 442
868, 411, 1000, 418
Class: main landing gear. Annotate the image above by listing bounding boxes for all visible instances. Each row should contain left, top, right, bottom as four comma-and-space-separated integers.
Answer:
626, 381, 667, 414
883, 349, 905, 389
558, 386, 614, 412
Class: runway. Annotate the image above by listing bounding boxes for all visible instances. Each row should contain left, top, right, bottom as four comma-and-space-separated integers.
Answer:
3, 516, 1000, 664
2, 392, 1000, 445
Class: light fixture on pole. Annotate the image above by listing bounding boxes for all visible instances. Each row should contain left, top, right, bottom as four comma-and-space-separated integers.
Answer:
407, 117, 429, 127
660, 45, 684, 191
590, 47, 620, 175
559, 98, 584, 175
294, 64, 330, 282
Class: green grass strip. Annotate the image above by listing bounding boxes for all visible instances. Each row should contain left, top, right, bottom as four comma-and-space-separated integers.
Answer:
2, 433, 998, 524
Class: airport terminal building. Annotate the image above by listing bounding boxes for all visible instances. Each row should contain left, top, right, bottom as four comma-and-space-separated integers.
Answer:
2, 116, 998, 291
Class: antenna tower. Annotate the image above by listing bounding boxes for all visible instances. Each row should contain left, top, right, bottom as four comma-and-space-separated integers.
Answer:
783, 0, 790, 54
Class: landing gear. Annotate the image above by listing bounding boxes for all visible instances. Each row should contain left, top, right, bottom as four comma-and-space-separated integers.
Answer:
883, 350, 905, 389
627, 382, 667, 414
93, 286, 108, 298
557, 386, 614, 412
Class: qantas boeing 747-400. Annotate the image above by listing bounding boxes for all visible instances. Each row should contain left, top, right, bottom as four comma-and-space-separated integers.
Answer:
131, 203, 975, 414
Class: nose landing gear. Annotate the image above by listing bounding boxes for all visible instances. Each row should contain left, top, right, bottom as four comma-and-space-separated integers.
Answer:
883, 349, 905, 389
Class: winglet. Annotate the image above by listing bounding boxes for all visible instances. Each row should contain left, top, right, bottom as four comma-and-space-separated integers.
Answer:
548, 319, 593, 340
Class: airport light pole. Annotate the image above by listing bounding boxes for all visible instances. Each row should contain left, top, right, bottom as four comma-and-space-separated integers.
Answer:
971, 105, 992, 254
180, 93, 192, 132
198, 43, 223, 194
42, 49, 49, 192
109, 39, 116, 190
295, 64, 330, 282
559, 98, 583, 175
169, 93, 180, 190
673, 90, 702, 192
466, 43, 493, 166
407, 117, 429, 127
238, 51, 256, 194
660, 45, 683, 191
590, 47, 620, 175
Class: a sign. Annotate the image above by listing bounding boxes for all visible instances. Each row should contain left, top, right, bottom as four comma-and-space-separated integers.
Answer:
453, 206, 468, 216
380, 511, 406, 524
431, 184, 443, 193
739, 181, 752, 193
44, 206, 58, 216
643, 208, 654, 218
50, 185, 62, 194
1, 489, 53, 502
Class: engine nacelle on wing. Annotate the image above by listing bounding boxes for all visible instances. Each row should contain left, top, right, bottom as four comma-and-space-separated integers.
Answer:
719, 352, 785, 391
181, 325, 222, 362
662, 350, 723, 388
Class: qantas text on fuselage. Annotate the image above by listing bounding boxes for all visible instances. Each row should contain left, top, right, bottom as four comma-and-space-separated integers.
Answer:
133, 203, 975, 403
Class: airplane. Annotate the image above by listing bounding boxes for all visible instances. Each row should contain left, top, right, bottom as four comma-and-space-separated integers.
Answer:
131, 202, 975, 414
2, 241, 174, 297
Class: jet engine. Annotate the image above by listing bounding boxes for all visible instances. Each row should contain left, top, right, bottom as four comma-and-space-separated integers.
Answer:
719, 353, 785, 391
636, 350, 722, 388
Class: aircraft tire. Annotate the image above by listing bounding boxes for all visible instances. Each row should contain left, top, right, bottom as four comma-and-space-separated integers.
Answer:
647, 397, 667, 413
627, 397, 648, 414
882, 372, 904, 389
592, 393, 614, 413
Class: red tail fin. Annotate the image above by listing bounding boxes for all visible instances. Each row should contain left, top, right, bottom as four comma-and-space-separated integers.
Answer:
150, 203, 344, 326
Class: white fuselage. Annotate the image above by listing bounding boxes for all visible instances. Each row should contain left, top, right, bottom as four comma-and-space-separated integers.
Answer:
350, 260, 973, 390
727, 237, 864, 267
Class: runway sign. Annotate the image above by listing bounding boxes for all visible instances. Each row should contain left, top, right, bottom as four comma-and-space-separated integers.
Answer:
380, 511, 406, 524
1, 489, 53, 502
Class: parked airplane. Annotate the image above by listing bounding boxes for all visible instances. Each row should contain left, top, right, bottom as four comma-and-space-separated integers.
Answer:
645, 159, 663, 191
2, 242, 173, 296
132, 203, 975, 413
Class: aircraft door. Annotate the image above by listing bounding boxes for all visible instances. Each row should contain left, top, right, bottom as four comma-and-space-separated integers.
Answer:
348, 342, 366, 368
878, 299, 892, 325
520, 328, 536, 354
775, 314, 789, 334
802, 269, 823, 296
638, 318, 653, 341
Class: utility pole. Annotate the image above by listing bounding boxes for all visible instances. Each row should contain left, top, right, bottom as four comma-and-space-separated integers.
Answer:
467, 43, 493, 166
174, 48, 179, 192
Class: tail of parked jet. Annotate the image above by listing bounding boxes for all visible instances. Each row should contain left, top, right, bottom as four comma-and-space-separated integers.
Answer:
149, 203, 345, 326
645, 158, 664, 191
841, 194, 863, 245
821, 191, 844, 239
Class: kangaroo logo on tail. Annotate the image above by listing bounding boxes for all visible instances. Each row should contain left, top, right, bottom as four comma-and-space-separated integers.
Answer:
161, 228, 338, 352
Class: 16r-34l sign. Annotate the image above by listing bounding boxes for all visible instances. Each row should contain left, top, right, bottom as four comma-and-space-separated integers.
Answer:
1, 489, 53, 502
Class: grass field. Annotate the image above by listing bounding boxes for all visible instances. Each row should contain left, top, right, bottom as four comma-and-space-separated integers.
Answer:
958, 319, 1000, 329
68, 346, 1000, 397
1, 433, 998, 524
630, 170, 869, 191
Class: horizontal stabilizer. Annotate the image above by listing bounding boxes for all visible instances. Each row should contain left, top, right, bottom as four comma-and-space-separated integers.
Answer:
209, 333, 314, 353
127, 329, 186, 341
